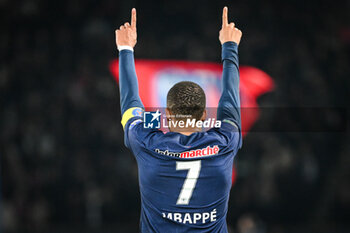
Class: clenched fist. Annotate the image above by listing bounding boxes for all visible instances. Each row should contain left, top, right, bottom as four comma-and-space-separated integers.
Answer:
115, 8, 137, 48
219, 7, 242, 45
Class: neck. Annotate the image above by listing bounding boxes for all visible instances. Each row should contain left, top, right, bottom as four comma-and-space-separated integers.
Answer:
169, 127, 202, 135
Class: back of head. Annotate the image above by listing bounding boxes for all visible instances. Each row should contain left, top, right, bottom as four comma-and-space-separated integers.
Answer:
166, 81, 206, 120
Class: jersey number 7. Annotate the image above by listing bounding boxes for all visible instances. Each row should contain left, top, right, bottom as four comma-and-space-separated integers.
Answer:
176, 161, 201, 205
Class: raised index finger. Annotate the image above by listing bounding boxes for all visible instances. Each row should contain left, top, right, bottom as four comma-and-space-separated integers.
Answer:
222, 6, 228, 27
131, 8, 137, 28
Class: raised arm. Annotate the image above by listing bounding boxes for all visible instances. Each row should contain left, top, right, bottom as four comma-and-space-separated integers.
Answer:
115, 8, 144, 128
217, 7, 242, 129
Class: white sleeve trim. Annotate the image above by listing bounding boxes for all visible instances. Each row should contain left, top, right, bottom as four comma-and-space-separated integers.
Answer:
222, 119, 239, 129
118, 45, 134, 52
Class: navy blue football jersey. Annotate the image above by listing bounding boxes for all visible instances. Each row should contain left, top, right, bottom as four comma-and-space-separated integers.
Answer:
122, 110, 241, 233
118, 41, 241, 232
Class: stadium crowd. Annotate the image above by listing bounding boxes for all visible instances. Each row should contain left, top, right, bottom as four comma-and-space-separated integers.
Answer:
1, 0, 349, 232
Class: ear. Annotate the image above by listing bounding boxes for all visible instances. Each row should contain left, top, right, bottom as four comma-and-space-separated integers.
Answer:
200, 109, 207, 121
165, 108, 172, 121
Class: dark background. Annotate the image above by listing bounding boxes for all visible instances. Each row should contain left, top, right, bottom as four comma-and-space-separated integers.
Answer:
1, 0, 349, 232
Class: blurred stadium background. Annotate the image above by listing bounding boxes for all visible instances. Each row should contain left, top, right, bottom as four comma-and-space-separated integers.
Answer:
0, 0, 349, 232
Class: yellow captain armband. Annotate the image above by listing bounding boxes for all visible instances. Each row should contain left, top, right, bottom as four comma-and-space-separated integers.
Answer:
121, 107, 144, 129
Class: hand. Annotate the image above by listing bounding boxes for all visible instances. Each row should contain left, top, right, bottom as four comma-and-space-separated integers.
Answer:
219, 7, 242, 45
115, 8, 137, 48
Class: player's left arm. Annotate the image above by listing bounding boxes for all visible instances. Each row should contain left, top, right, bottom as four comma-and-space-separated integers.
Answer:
115, 8, 144, 129
217, 7, 243, 148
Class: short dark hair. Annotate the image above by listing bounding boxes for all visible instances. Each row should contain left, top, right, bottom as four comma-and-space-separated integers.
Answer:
166, 81, 206, 120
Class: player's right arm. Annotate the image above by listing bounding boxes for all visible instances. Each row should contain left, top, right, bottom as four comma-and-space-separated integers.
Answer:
217, 7, 243, 146
115, 8, 144, 130
115, 8, 148, 149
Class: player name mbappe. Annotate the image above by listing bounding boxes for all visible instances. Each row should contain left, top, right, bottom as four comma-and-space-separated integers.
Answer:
162, 209, 217, 224
155, 145, 219, 158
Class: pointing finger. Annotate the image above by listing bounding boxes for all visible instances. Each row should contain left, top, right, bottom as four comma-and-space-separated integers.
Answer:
131, 8, 137, 29
222, 6, 228, 27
